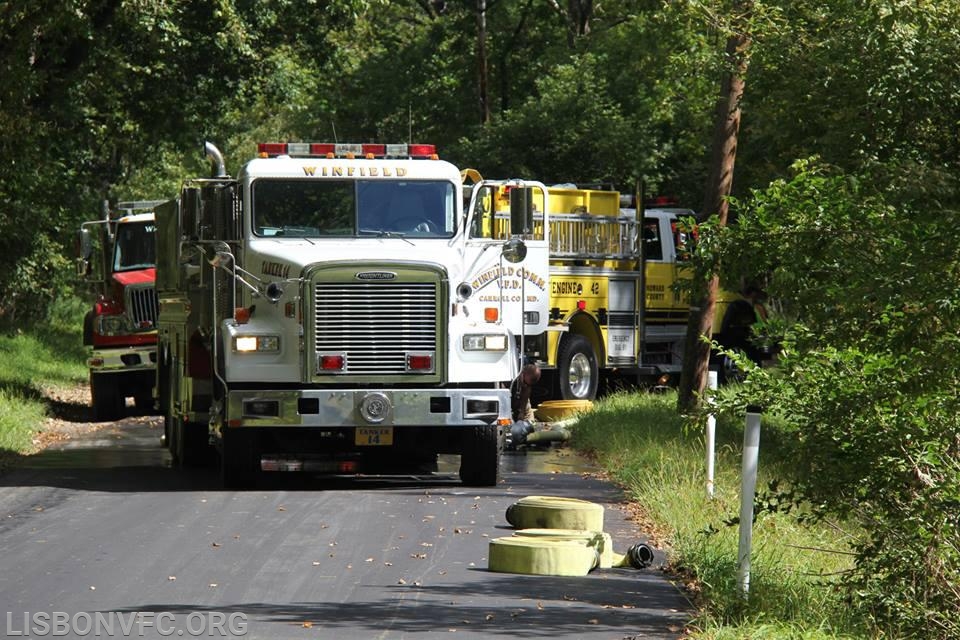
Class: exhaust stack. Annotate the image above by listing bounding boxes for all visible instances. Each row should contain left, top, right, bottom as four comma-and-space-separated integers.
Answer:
204, 141, 227, 178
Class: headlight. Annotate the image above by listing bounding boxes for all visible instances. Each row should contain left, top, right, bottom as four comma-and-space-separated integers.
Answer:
463, 334, 508, 351
97, 314, 130, 336
234, 335, 280, 352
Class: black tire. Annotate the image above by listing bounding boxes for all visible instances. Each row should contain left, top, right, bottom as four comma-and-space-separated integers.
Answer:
158, 349, 171, 450
82, 311, 94, 347
175, 419, 213, 468
557, 334, 599, 401
459, 424, 502, 487
713, 347, 748, 385
166, 415, 177, 461
134, 393, 154, 413
221, 428, 257, 489
90, 372, 124, 421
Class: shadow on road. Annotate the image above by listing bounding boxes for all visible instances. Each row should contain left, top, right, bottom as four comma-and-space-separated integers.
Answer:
111, 567, 688, 638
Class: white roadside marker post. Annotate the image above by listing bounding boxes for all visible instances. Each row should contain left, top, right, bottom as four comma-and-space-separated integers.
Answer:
706, 370, 718, 499
737, 405, 762, 600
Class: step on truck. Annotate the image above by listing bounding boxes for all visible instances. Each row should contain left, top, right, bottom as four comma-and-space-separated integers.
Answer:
77, 200, 164, 420
154, 142, 551, 487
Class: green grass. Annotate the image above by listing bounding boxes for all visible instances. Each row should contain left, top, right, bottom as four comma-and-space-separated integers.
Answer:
0, 297, 88, 456
571, 391, 870, 639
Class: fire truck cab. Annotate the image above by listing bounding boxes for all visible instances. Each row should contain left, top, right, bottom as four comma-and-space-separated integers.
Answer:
77, 201, 163, 420
155, 142, 545, 487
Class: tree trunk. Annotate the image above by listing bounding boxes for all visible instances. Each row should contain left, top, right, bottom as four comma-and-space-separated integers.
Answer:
476, 0, 490, 125
676, 22, 750, 413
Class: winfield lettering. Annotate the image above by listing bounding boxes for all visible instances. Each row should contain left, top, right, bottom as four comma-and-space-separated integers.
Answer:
302, 165, 407, 177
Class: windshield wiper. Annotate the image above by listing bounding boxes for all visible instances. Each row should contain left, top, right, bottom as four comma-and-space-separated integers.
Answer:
358, 229, 413, 245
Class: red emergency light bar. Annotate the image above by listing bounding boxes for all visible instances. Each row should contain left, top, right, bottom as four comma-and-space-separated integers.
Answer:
257, 142, 438, 160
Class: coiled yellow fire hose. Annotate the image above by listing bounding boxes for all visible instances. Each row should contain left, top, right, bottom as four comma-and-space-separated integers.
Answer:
488, 497, 656, 576
504, 495, 605, 531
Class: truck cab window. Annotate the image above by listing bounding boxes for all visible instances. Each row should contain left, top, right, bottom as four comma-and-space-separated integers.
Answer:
113, 221, 157, 271
253, 179, 455, 238
357, 181, 455, 237
253, 179, 354, 236
642, 218, 663, 261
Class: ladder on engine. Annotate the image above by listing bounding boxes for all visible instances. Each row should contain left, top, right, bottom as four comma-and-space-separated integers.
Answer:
490, 185, 642, 261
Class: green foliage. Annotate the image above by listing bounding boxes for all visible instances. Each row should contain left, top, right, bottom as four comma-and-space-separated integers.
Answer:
455, 54, 645, 184
0, 298, 87, 456
740, 0, 960, 190
715, 159, 960, 637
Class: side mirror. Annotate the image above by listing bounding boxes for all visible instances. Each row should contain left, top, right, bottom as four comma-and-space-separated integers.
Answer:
75, 229, 92, 277
502, 237, 527, 264
509, 187, 534, 237
77, 228, 93, 260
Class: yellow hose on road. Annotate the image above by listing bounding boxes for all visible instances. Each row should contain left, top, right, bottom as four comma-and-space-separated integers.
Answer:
488, 536, 600, 576
504, 495, 605, 531
511, 528, 615, 568
488, 496, 657, 575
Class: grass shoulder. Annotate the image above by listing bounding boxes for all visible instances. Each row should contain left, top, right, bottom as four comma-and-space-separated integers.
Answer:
569, 391, 869, 639
0, 304, 88, 462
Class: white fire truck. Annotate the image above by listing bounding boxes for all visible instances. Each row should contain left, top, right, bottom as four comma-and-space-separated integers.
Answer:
467, 183, 749, 402
77, 201, 163, 420
154, 142, 551, 487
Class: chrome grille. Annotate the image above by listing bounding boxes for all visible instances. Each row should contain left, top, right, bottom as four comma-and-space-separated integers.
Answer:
314, 282, 437, 375
126, 285, 159, 328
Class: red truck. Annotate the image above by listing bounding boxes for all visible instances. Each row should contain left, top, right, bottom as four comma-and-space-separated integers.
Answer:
77, 200, 164, 420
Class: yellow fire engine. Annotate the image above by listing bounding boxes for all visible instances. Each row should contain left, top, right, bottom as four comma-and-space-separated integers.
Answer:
467, 181, 743, 401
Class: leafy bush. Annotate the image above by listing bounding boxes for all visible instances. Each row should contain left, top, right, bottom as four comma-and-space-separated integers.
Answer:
713, 160, 960, 637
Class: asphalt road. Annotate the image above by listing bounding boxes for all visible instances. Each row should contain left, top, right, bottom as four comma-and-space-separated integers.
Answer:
0, 416, 691, 639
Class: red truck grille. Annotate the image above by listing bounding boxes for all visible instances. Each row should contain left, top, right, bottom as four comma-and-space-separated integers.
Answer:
126, 285, 159, 328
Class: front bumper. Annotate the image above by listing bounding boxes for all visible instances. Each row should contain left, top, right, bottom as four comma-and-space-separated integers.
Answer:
225, 387, 511, 428
88, 346, 157, 373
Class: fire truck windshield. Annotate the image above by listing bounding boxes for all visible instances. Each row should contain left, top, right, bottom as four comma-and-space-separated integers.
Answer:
113, 221, 157, 272
252, 179, 456, 238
